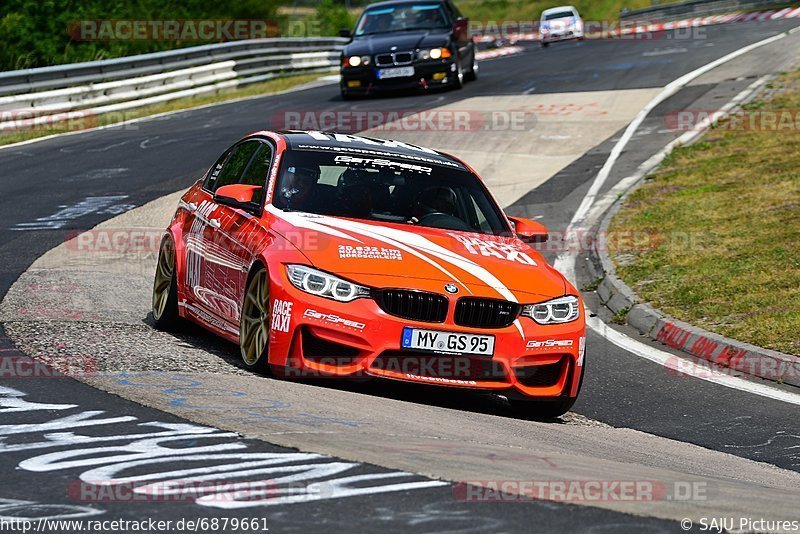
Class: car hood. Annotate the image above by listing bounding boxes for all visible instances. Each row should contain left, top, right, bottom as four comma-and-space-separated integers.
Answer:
269, 210, 568, 302
344, 30, 450, 56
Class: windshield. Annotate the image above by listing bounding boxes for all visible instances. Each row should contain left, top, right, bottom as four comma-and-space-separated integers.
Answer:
355, 3, 450, 36
273, 149, 510, 236
544, 11, 575, 21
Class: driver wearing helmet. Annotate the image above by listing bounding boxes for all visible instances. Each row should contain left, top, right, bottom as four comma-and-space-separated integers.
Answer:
413, 185, 458, 219
280, 165, 321, 210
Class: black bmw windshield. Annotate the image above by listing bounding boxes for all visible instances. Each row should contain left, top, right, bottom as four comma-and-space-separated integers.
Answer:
355, 3, 451, 36
273, 149, 511, 236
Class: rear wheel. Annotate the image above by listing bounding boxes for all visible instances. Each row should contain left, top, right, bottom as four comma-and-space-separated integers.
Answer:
240, 267, 271, 372
152, 237, 179, 330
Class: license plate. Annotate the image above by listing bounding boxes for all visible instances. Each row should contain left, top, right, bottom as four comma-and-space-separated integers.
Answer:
401, 327, 494, 356
377, 67, 415, 79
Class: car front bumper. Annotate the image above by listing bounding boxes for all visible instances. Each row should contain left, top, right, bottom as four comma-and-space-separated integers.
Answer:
268, 269, 586, 400
541, 28, 584, 43
340, 59, 458, 95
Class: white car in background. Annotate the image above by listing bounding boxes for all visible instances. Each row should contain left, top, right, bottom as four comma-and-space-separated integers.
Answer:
540, 5, 584, 47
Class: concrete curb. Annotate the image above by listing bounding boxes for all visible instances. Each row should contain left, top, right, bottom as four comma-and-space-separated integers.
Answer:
586, 175, 800, 388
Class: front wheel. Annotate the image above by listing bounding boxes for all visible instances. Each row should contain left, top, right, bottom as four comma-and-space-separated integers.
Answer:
451, 62, 464, 90
240, 267, 272, 372
509, 397, 576, 419
152, 236, 179, 330
464, 54, 478, 82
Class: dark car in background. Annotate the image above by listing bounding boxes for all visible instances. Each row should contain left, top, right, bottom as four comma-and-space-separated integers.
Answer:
339, 0, 477, 98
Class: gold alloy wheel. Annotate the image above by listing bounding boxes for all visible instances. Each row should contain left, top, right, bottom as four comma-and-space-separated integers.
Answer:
152, 238, 175, 321
240, 269, 270, 367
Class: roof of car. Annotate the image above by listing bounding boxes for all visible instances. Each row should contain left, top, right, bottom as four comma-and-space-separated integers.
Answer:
541, 6, 578, 15
362, 0, 446, 9
276, 130, 468, 171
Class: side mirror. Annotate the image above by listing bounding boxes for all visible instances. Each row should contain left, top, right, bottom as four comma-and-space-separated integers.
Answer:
339, 28, 352, 39
508, 216, 548, 243
453, 17, 469, 41
213, 184, 261, 213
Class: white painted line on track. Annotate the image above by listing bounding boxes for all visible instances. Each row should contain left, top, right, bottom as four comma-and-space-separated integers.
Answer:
587, 315, 800, 406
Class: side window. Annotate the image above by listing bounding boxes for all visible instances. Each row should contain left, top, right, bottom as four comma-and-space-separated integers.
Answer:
206, 141, 260, 193
203, 151, 230, 191
239, 142, 274, 204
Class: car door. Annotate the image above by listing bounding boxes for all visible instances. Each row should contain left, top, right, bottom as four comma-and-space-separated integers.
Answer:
211, 140, 276, 326
184, 140, 261, 326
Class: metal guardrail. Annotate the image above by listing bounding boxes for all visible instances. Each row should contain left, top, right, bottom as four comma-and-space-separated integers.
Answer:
621, 0, 798, 21
0, 38, 347, 130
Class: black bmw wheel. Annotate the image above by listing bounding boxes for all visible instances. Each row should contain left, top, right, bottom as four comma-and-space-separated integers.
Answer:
464, 54, 478, 82
451, 61, 464, 90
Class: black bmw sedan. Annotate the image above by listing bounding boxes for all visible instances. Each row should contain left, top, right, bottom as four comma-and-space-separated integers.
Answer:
339, 0, 478, 98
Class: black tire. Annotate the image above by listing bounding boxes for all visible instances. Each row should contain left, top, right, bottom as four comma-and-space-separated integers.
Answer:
451, 61, 464, 90
541, 41, 549, 48
152, 236, 180, 330
510, 356, 585, 419
509, 397, 577, 419
464, 54, 478, 82
239, 266, 272, 373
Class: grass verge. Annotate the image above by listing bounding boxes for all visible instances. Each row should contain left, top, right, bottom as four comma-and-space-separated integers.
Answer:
608, 69, 800, 356
0, 73, 326, 147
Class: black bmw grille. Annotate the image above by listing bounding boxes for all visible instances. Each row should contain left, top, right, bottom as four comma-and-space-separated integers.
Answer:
375, 51, 414, 66
454, 298, 521, 329
374, 289, 448, 323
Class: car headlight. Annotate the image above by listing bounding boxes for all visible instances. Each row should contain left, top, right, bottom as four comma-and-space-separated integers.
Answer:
521, 296, 580, 324
286, 265, 371, 302
419, 47, 452, 60
344, 55, 370, 67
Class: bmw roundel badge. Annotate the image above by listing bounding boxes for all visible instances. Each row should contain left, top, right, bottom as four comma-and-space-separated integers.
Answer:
444, 283, 459, 294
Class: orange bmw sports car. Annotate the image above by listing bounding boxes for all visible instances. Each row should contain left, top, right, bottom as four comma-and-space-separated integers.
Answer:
153, 131, 586, 417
